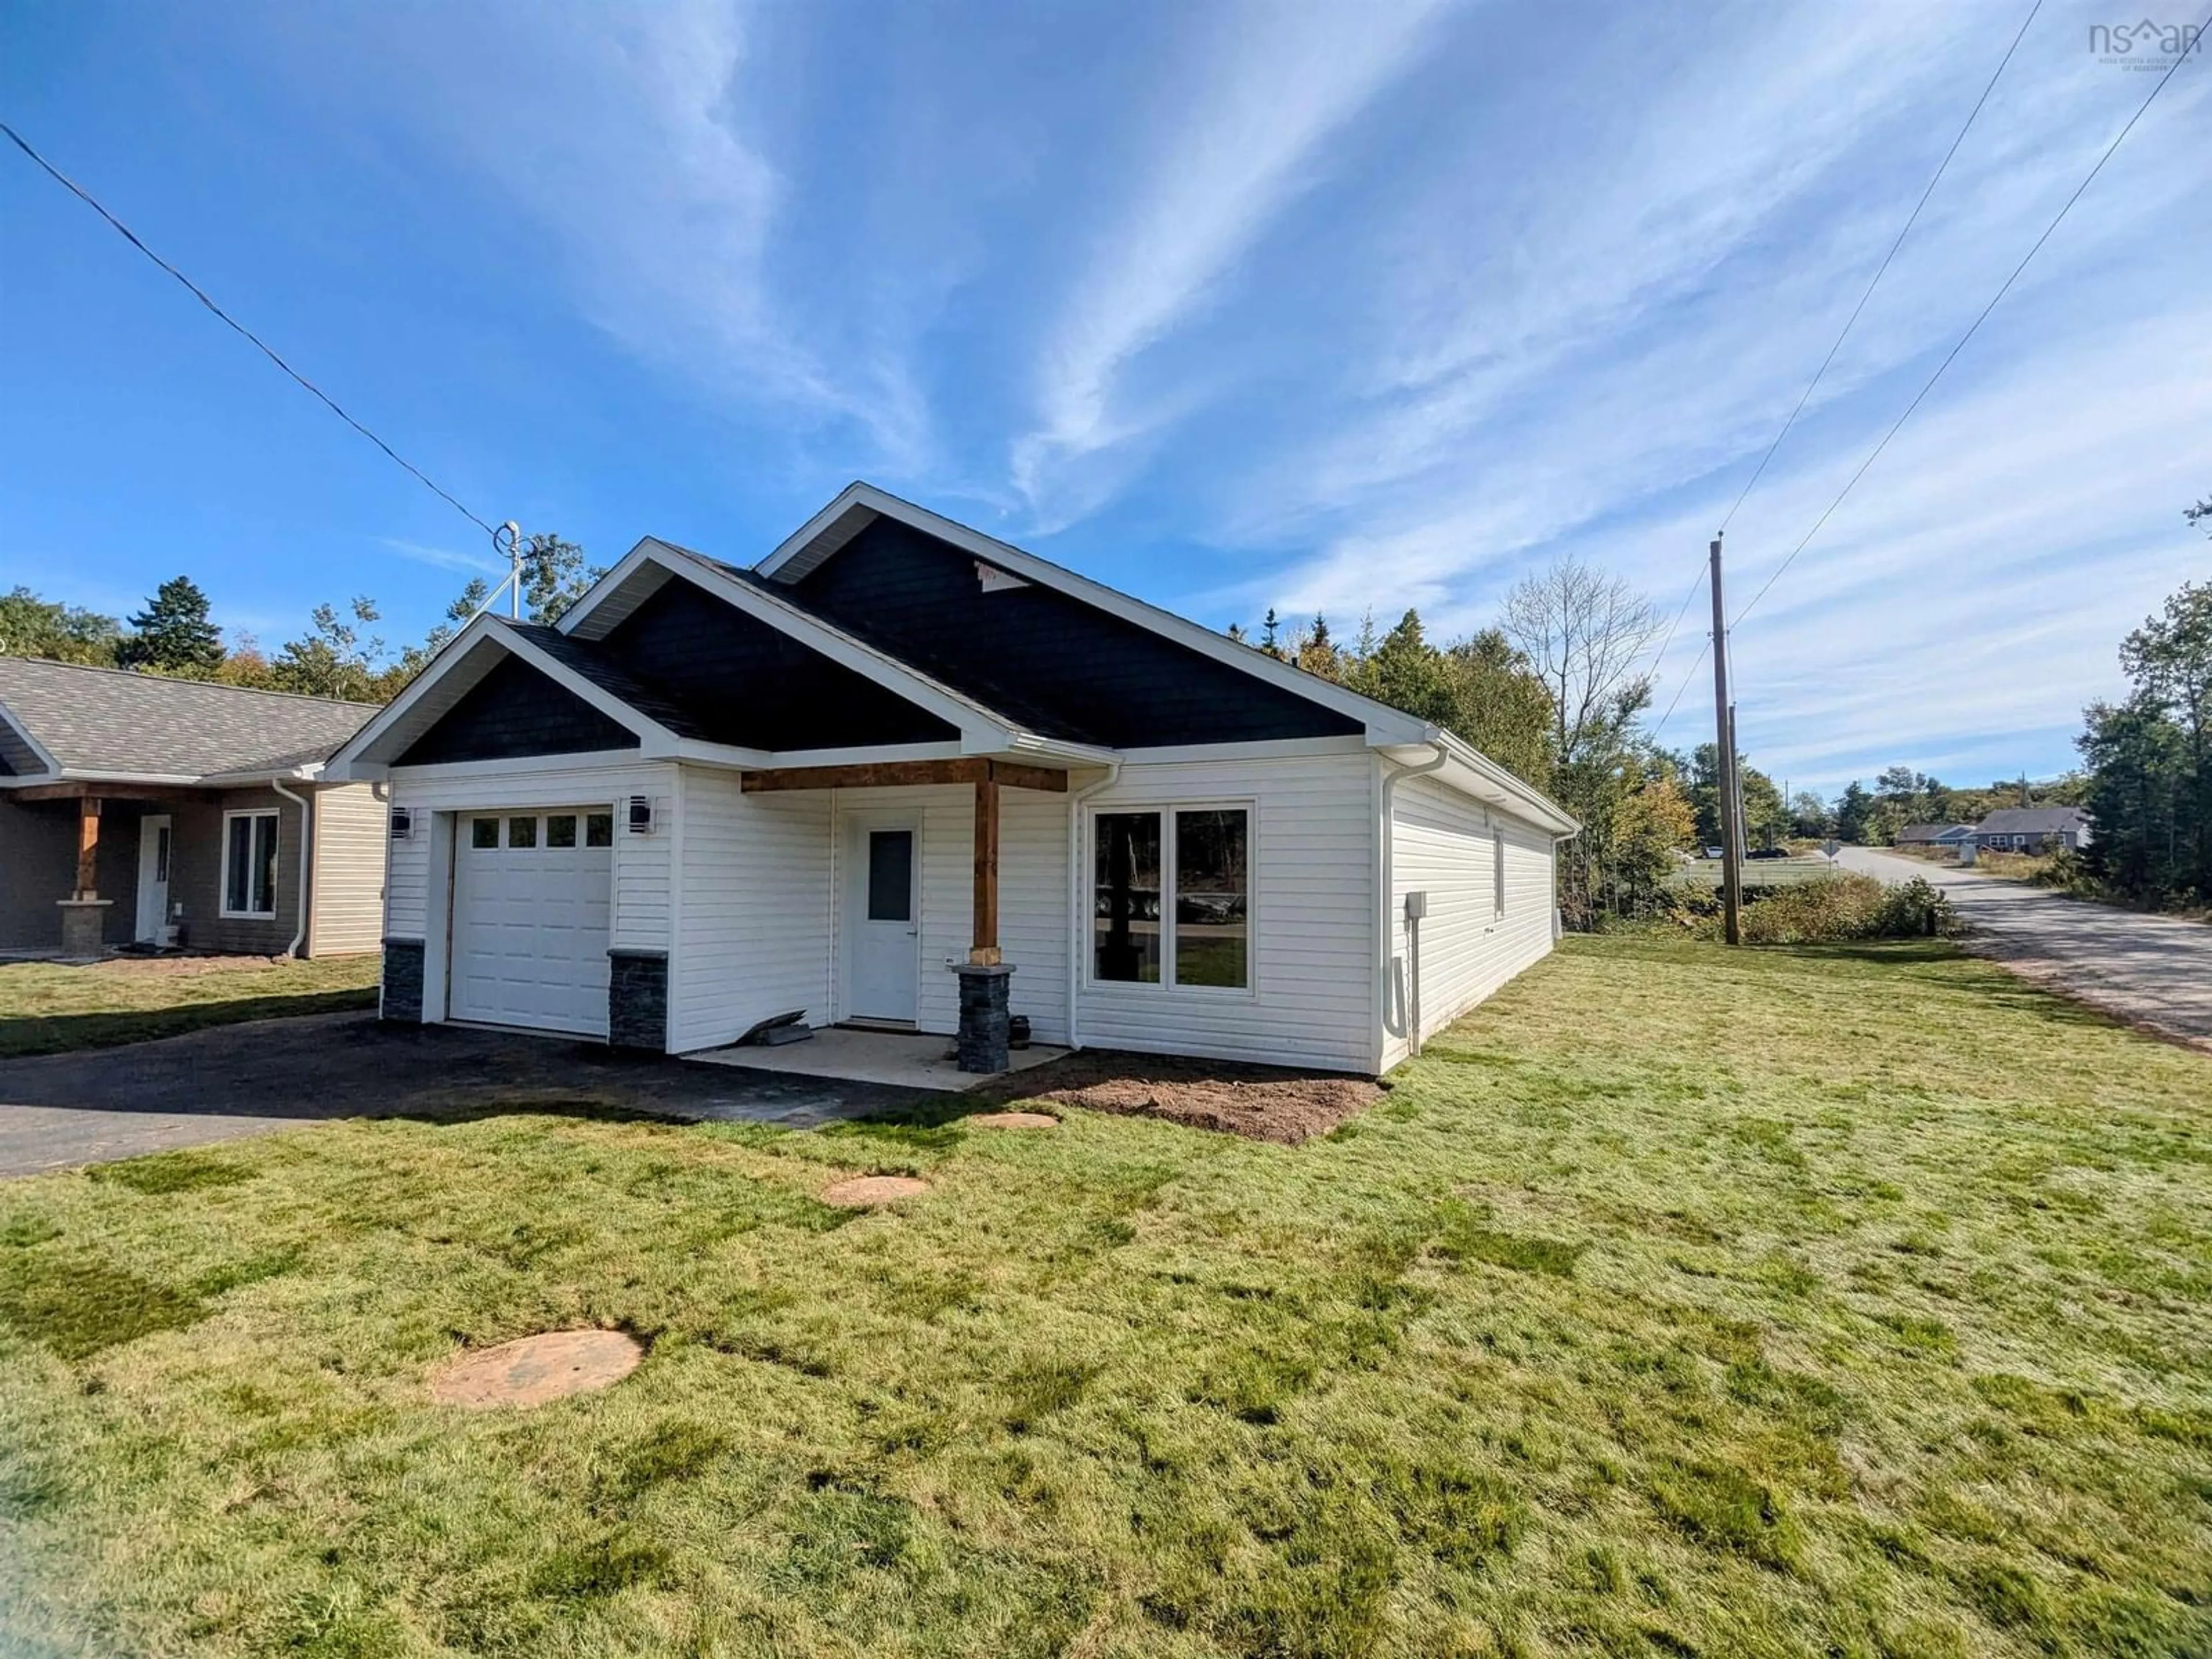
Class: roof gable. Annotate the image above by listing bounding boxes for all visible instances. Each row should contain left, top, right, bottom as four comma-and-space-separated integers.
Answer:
396, 652, 642, 766
595, 572, 960, 750
768, 513, 1363, 749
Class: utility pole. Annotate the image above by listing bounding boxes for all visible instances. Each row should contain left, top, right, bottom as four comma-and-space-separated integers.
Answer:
1710, 536, 1742, 945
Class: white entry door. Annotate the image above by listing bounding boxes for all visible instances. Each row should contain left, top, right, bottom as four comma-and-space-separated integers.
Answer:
450, 809, 613, 1036
847, 825, 918, 1024
135, 815, 172, 942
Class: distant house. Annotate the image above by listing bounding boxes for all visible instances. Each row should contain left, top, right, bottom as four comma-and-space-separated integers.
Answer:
1975, 806, 2092, 854
0, 659, 385, 959
1895, 823, 1978, 851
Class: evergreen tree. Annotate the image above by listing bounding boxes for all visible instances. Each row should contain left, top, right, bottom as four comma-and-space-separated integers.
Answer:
1833, 781, 1877, 844
1260, 607, 1281, 657
118, 576, 224, 676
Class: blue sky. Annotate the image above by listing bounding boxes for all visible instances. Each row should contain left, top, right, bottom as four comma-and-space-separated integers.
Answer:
2, 1, 2206, 796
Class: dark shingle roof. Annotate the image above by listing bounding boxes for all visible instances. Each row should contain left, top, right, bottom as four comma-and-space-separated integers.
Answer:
0, 658, 378, 780
1978, 806, 2088, 835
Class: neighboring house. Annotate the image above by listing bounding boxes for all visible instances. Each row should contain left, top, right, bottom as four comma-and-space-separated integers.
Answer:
1975, 806, 2092, 854
329, 483, 1578, 1075
1895, 823, 1978, 851
0, 659, 385, 959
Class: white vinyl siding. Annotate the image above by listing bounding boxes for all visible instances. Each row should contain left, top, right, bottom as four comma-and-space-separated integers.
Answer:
379, 759, 675, 1025
664, 774, 1069, 1053
1382, 772, 1555, 1070
669, 768, 834, 1054
305, 783, 387, 957
1076, 753, 1375, 1073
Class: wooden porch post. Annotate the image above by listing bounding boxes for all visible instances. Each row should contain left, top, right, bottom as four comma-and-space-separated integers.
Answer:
74, 797, 103, 900
971, 768, 1001, 965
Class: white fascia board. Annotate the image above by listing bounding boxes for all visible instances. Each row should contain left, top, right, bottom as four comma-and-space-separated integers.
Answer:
557, 541, 672, 641
331, 614, 678, 771
1384, 734, 1580, 836
632, 538, 1025, 750
1115, 734, 1369, 765
378, 748, 666, 786
754, 482, 1433, 745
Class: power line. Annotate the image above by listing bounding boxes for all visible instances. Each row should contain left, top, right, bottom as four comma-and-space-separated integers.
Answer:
0, 120, 498, 540
1730, 13, 2206, 630
1715, 0, 2043, 538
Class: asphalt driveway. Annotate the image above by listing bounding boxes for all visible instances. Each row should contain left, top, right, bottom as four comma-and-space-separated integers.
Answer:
1839, 845, 2212, 1049
0, 1013, 934, 1178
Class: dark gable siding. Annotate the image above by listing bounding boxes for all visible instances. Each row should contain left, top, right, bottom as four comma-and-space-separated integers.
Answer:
596, 575, 959, 750
785, 518, 1363, 748
397, 654, 641, 766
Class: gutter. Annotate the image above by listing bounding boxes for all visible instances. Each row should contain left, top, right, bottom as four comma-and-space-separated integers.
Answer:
1064, 757, 1123, 1051
271, 777, 312, 959
1378, 741, 1449, 1050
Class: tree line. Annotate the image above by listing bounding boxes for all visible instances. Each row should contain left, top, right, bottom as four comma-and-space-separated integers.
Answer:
0, 536, 599, 704
2074, 497, 2209, 907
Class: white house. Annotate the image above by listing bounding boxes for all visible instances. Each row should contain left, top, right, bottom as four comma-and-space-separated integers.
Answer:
328, 484, 1577, 1076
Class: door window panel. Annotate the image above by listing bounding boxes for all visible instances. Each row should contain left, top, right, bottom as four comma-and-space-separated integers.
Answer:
546, 814, 578, 848
506, 816, 538, 849
471, 817, 500, 850
867, 830, 914, 922
585, 812, 614, 847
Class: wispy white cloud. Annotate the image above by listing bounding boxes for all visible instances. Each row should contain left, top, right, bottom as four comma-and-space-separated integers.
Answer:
1008, 0, 1455, 527
376, 537, 505, 578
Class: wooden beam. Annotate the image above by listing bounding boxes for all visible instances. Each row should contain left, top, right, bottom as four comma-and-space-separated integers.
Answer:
741, 757, 1069, 794
971, 772, 1000, 963
7, 780, 208, 805
74, 796, 101, 899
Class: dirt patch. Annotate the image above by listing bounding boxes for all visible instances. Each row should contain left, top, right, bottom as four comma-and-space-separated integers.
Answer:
822, 1175, 930, 1207
963, 1111, 1060, 1129
430, 1328, 643, 1408
969, 1049, 1382, 1145
84, 955, 293, 980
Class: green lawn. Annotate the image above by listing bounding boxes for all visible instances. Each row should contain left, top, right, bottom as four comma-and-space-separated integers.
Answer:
0, 955, 380, 1059
1, 938, 2207, 1658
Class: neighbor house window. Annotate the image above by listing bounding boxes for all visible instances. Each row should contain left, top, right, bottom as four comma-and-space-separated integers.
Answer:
222, 810, 279, 918
1093, 806, 1249, 990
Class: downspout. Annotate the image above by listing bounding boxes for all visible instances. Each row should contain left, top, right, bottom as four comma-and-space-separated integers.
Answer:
1065, 758, 1123, 1051
271, 775, 312, 959
1378, 740, 1448, 1055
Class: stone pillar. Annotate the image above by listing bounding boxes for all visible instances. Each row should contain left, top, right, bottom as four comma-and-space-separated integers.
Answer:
952, 962, 1014, 1074
56, 898, 112, 962
608, 949, 669, 1052
380, 937, 426, 1022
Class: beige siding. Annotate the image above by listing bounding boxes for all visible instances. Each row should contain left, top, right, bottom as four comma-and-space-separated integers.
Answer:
1075, 752, 1376, 1073
306, 783, 387, 956
1380, 772, 1555, 1070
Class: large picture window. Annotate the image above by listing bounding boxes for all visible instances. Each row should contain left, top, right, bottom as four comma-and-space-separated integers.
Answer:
1092, 806, 1249, 990
222, 810, 279, 919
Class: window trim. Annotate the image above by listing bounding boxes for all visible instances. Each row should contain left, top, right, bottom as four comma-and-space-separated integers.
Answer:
220, 808, 281, 920
1084, 799, 1256, 998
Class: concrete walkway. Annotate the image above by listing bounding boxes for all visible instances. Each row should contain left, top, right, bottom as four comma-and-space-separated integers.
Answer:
0, 1012, 935, 1178
1838, 846, 2212, 1049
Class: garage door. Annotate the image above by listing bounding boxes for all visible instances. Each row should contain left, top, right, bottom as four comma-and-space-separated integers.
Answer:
450, 809, 614, 1036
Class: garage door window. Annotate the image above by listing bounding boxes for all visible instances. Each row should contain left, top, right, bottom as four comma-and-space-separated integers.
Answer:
586, 812, 614, 847
547, 813, 578, 848
471, 817, 499, 849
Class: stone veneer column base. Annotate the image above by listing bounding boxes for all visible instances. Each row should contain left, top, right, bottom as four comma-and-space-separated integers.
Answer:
608, 949, 670, 1052
952, 963, 1015, 1074
380, 937, 426, 1022
56, 899, 113, 962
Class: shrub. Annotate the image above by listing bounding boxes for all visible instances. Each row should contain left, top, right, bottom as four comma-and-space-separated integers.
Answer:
1683, 874, 1956, 944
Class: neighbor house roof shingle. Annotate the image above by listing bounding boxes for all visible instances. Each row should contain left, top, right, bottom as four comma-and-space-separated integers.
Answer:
0, 658, 378, 781
1978, 806, 2088, 835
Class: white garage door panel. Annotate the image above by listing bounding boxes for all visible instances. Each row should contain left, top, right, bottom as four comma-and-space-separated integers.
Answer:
452, 812, 613, 1036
